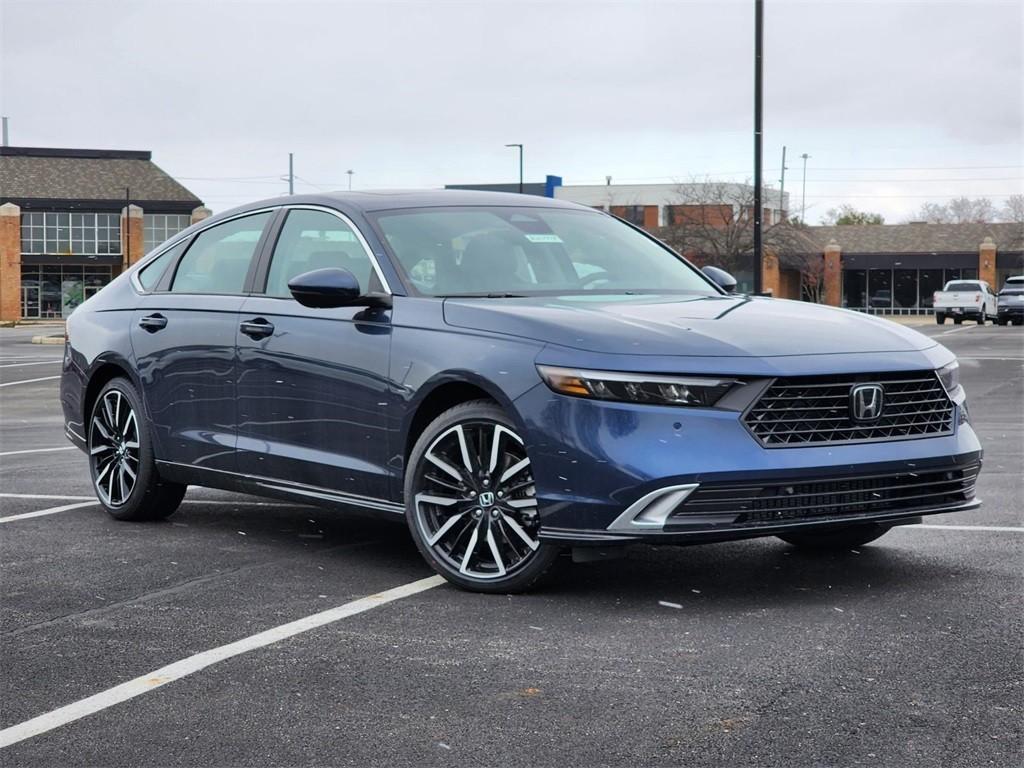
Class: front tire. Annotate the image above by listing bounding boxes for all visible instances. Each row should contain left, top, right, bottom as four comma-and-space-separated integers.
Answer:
777, 523, 892, 550
954, 317, 963, 325
88, 378, 186, 521
405, 400, 560, 593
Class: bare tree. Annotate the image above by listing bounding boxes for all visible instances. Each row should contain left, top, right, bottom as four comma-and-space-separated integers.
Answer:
913, 197, 997, 224
1001, 194, 1024, 225
658, 178, 796, 275
789, 252, 826, 304
820, 204, 884, 225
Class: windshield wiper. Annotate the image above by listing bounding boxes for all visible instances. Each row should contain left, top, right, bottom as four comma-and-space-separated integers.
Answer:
439, 292, 527, 298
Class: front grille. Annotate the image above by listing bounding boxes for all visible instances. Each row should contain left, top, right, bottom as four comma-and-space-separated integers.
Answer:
744, 371, 954, 447
672, 463, 980, 525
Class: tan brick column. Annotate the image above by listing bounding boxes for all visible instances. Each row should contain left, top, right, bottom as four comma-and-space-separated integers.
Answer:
979, 236, 997, 287
824, 239, 842, 307
761, 249, 780, 297
0, 203, 22, 323
191, 206, 212, 226
121, 204, 145, 268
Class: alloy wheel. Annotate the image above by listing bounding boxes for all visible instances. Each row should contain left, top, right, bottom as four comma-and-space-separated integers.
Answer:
89, 389, 140, 507
413, 421, 540, 580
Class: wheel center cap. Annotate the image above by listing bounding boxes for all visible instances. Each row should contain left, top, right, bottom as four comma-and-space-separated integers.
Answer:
478, 491, 496, 508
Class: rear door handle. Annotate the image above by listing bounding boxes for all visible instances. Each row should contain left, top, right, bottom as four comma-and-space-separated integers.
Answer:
239, 317, 274, 339
138, 313, 167, 332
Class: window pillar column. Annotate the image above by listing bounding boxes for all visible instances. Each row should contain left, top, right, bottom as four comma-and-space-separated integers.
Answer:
824, 239, 842, 307
121, 204, 145, 269
0, 203, 21, 323
979, 236, 997, 288
191, 206, 212, 226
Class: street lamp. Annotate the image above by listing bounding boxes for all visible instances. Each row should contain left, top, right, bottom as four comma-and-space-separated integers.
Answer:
505, 143, 523, 193
346, 169, 354, 191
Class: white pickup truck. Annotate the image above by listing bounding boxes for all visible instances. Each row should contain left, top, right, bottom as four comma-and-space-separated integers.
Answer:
933, 279, 998, 325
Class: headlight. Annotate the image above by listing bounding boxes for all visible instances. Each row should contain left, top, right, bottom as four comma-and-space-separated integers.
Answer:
937, 361, 960, 393
536, 365, 740, 407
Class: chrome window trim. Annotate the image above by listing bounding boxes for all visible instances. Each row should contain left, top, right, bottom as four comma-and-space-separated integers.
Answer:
270, 204, 393, 296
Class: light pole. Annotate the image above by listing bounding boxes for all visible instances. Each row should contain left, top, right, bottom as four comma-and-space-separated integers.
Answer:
505, 143, 524, 193
346, 169, 354, 191
752, 0, 764, 294
799, 153, 811, 223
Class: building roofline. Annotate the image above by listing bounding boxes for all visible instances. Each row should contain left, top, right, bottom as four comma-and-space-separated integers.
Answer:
0, 146, 152, 160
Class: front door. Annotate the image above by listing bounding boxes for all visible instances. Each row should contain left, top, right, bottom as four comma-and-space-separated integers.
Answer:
234, 207, 394, 507
131, 210, 273, 473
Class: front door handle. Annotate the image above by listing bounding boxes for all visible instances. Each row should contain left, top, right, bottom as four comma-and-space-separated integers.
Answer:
138, 313, 167, 332
239, 317, 274, 339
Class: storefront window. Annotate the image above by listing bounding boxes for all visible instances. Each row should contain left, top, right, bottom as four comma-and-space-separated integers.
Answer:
868, 269, 892, 309
19, 212, 121, 256
20, 265, 114, 319
919, 270, 944, 308
144, 213, 192, 253
842, 269, 866, 308
893, 269, 918, 308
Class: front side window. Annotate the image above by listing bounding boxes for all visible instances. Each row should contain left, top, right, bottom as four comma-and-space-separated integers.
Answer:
372, 207, 716, 297
169, 212, 271, 294
264, 209, 375, 297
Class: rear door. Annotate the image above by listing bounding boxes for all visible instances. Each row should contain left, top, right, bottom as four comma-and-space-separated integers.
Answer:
234, 206, 395, 507
131, 210, 274, 473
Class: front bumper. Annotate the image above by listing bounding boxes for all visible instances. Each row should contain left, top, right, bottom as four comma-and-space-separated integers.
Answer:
997, 304, 1024, 320
515, 380, 982, 546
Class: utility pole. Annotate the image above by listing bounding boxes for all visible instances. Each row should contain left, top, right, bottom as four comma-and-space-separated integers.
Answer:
346, 170, 354, 191
779, 145, 787, 221
800, 153, 811, 223
505, 143, 524, 193
288, 153, 294, 195
752, 0, 764, 295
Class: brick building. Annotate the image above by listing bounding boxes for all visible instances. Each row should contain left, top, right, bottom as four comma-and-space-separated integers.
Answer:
0, 146, 208, 322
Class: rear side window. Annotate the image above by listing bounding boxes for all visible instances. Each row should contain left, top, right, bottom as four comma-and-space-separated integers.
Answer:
170, 212, 271, 294
263, 209, 374, 297
137, 240, 187, 291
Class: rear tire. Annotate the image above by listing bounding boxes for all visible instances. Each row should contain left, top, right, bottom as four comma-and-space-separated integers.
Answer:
935, 313, 945, 325
404, 400, 560, 593
777, 523, 892, 550
977, 306, 986, 325
88, 377, 186, 521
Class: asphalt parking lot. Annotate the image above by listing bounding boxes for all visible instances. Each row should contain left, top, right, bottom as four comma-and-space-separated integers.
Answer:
1, 321, 1021, 767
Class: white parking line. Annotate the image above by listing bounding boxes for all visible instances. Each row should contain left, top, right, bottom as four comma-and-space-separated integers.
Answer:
0, 446, 77, 457
0, 501, 98, 524
0, 375, 61, 388
0, 574, 445, 748
0, 360, 62, 369
909, 523, 1024, 533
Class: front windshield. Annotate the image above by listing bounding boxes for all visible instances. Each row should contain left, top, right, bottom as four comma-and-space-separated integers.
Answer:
371, 206, 718, 297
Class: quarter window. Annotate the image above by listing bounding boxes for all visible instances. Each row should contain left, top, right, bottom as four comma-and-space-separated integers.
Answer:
138, 240, 188, 292
264, 209, 374, 297
169, 213, 271, 294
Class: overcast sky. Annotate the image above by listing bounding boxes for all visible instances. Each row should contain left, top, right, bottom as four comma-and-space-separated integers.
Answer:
2, 0, 1022, 222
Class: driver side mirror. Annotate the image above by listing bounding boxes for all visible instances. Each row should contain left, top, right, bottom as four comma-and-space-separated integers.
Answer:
288, 268, 362, 308
702, 266, 738, 294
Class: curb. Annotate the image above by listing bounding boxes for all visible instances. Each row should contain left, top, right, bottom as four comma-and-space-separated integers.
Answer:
31, 334, 65, 345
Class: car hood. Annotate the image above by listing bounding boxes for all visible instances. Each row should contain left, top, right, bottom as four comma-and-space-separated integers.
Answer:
442, 294, 938, 358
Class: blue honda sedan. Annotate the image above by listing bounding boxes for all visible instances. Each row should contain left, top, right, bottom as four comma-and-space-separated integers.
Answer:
60, 191, 981, 592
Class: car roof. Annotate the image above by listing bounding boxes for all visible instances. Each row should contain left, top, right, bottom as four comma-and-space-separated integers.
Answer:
208, 189, 592, 221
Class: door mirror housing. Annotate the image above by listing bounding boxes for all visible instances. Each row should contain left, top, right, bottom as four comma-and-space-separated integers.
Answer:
702, 266, 738, 294
288, 268, 362, 308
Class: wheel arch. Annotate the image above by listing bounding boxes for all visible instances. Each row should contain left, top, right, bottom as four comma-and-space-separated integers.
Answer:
82, 357, 142, 432
401, 372, 527, 470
